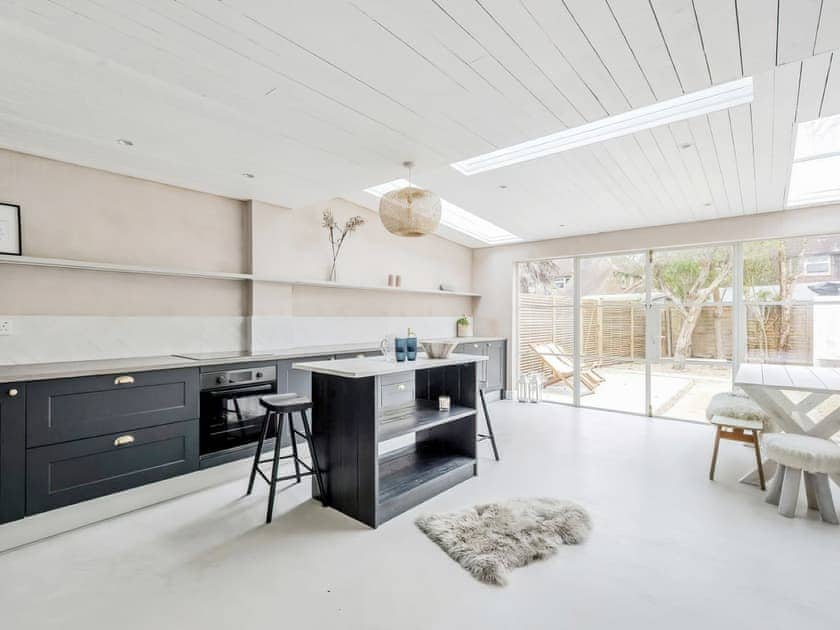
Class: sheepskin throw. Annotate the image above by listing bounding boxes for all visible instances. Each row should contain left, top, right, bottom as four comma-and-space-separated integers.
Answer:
415, 497, 592, 585
706, 391, 770, 426
763, 433, 840, 474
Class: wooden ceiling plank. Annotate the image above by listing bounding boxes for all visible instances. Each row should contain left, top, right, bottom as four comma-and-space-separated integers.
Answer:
468, 0, 599, 125
687, 116, 732, 215
770, 61, 802, 211
815, 0, 840, 53
650, 126, 704, 218
562, 0, 657, 107
605, 136, 673, 214
728, 104, 758, 213
520, 0, 629, 114
707, 109, 745, 214
669, 120, 718, 218
634, 130, 694, 217
777, 0, 823, 64
797, 52, 834, 121
750, 70, 776, 212
430, 0, 574, 127
606, 0, 683, 100
820, 52, 840, 116
649, 0, 711, 92
736, 0, 778, 76
693, 0, 743, 83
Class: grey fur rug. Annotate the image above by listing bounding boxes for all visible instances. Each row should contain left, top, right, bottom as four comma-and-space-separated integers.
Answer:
416, 497, 592, 585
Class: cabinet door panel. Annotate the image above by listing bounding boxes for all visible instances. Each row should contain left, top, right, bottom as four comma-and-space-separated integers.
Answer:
0, 383, 25, 524
485, 342, 505, 392
26, 419, 198, 514
27, 368, 199, 447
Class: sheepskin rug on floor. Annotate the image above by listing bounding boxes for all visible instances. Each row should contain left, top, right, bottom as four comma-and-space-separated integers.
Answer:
415, 497, 592, 585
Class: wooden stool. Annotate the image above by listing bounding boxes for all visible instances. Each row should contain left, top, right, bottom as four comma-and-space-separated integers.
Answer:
763, 433, 840, 524
709, 415, 766, 490
246, 393, 327, 523
477, 388, 500, 461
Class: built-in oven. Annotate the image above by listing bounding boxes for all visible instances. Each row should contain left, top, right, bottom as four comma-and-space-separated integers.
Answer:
199, 364, 278, 467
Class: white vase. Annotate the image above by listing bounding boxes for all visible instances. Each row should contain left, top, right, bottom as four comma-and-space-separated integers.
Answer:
457, 321, 473, 337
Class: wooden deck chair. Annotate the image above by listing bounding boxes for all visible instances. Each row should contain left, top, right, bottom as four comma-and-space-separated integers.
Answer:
529, 343, 603, 394
544, 343, 606, 385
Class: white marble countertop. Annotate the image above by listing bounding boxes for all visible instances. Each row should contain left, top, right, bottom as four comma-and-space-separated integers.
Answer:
420, 337, 506, 344
292, 353, 487, 378
0, 338, 505, 383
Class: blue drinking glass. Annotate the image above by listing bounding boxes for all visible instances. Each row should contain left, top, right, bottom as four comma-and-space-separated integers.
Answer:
406, 336, 417, 361
394, 337, 407, 362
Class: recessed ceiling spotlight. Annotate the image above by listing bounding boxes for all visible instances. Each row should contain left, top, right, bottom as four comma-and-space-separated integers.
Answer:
242, 173, 255, 179
116, 138, 134, 146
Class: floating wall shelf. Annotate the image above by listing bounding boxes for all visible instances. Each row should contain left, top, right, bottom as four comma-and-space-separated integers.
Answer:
0, 255, 480, 298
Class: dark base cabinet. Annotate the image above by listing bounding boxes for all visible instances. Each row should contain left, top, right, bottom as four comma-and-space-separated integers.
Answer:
311, 362, 478, 528
0, 384, 26, 524
455, 340, 506, 394
26, 419, 198, 515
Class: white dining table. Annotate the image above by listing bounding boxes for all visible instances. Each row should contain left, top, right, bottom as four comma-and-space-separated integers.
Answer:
735, 363, 840, 487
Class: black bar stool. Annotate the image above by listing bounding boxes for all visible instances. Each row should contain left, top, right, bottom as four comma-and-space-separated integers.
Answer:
246, 393, 327, 523
477, 389, 500, 461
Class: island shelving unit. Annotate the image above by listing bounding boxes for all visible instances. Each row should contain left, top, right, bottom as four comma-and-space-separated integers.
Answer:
293, 354, 486, 528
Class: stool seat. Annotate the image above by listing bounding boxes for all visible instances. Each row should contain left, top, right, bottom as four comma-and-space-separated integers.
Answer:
706, 392, 770, 427
710, 414, 764, 432
248, 395, 326, 523
763, 433, 840, 475
260, 394, 312, 413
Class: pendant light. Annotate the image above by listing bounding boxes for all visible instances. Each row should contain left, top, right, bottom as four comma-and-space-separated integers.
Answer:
379, 161, 441, 237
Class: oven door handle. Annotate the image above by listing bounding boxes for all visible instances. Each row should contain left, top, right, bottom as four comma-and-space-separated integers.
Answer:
205, 383, 275, 397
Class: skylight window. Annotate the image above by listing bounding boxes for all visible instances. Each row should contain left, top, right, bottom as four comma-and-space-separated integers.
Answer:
451, 77, 753, 175
788, 113, 840, 208
363, 179, 521, 245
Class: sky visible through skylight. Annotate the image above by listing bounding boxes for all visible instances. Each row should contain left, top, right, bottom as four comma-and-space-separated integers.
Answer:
788, 113, 840, 207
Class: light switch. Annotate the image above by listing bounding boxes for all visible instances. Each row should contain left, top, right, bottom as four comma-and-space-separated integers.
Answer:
0, 320, 12, 336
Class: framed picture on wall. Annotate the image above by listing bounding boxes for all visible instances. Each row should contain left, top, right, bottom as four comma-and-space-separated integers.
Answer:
0, 203, 21, 255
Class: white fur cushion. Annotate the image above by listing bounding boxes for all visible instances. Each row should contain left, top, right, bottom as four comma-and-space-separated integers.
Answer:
763, 433, 840, 474
705, 392, 770, 425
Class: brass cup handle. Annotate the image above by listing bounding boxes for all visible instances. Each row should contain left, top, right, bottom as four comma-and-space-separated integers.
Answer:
8, 388, 19, 398
113, 435, 135, 447
114, 375, 135, 385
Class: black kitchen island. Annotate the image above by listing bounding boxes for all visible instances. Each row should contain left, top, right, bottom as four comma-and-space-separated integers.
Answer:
293, 354, 487, 528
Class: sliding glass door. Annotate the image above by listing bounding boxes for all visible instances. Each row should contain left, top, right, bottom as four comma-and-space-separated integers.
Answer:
577, 252, 647, 415
516, 246, 736, 422
648, 245, 734, 422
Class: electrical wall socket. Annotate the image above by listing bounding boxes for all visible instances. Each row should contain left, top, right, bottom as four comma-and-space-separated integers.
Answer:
0, 320, 11, 336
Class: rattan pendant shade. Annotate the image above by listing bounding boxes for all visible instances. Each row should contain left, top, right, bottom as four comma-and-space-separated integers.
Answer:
379, 162, 441, 237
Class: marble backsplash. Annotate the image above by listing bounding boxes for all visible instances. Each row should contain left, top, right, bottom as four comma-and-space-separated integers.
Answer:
0, 315, 462, 365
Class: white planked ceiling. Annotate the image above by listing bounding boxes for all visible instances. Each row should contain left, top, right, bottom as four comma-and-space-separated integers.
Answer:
0, 0, 839, 246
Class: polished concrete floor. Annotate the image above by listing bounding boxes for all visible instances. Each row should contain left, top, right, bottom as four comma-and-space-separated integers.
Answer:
1, 401, 839, 630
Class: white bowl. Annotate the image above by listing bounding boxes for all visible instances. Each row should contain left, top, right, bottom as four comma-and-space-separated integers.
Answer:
422, 341, 458, 359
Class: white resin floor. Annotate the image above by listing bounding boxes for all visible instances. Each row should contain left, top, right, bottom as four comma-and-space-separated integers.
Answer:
1, 401, 839, 630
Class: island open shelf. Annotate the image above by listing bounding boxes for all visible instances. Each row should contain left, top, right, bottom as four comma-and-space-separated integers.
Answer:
297, 354, 484, 528
378, 400, 476, 442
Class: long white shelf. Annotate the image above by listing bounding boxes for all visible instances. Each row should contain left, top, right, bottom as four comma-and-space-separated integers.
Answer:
0, 254, 481, 298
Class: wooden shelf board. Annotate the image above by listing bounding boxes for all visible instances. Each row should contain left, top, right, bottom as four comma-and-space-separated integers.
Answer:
378, 445, 474, 504
0, 255, 480, 297
378, 401, 476, 442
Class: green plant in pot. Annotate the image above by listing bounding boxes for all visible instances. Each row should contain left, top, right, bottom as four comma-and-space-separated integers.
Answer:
457, 314, 473, 338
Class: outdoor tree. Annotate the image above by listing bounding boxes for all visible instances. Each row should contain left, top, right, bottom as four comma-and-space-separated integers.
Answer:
519, 260, 571, 294
610, 250, 733, 370
743, 239, 805, 360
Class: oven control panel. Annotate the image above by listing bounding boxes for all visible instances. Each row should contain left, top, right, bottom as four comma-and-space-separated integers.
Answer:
200, 365, 277, 390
